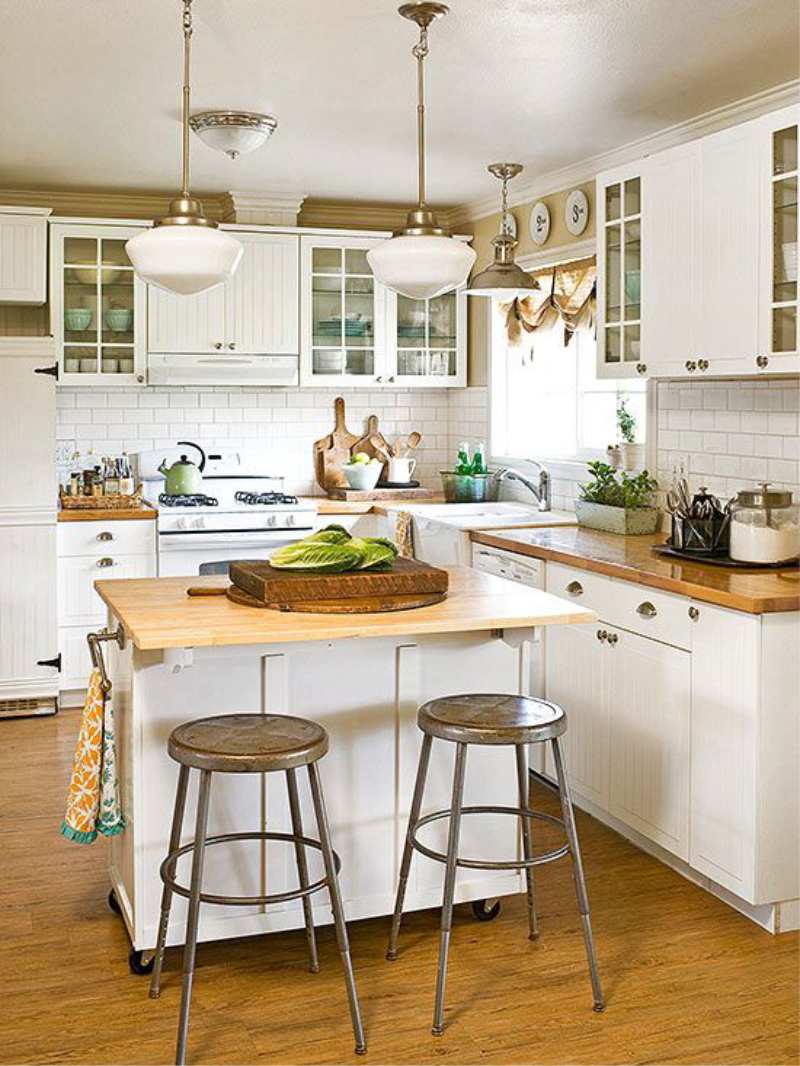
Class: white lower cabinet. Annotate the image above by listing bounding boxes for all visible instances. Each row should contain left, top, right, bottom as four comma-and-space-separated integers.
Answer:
543, 559, 799, 912
57, 520, 156, 691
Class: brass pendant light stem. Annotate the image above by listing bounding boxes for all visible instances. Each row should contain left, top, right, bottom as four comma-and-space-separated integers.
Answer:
414, 26, 428, 208
181, 0, 193, 198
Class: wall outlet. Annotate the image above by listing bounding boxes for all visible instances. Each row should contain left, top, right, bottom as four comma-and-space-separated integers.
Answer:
55, 442, 75, 464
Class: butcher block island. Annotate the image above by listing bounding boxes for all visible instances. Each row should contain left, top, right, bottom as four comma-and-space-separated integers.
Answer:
94, 567, 593, 959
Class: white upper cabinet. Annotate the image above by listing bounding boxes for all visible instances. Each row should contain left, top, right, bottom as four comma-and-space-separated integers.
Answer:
51, 222, 147, 385
148, 231, 300, 356
0, 207, 50, 304
386, 285, 467, 388
597, 102, 800, 379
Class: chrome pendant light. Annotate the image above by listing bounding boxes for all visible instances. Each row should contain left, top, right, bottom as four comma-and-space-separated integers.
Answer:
367, 3, 476, 300
466, 163, 539, 298
126, 0, 243, 296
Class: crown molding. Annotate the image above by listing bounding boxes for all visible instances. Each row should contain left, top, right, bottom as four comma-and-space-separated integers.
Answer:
221, 189, 307, 225
0, 187, 226, 221
451, 80, 800, 227
298, 198, 462, 233
517, 237, 596, 271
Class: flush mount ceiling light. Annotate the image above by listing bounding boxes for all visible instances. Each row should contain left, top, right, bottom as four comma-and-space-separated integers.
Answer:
466, 163, 539, 298
367, 3, 476, 300
125, 0, 243, 296
189, 110, 278, 160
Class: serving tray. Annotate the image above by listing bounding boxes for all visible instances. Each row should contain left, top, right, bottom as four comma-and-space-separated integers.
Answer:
652, 544, 800, 570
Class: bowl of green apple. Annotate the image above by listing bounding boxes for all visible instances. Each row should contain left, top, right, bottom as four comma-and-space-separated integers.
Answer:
344, 452, 383, 491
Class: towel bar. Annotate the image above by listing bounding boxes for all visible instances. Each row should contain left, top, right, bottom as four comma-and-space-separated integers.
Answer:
86, 625, 126, 693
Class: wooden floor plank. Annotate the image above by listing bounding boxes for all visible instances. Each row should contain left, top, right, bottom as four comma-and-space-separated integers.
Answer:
1, 706, 797, 1065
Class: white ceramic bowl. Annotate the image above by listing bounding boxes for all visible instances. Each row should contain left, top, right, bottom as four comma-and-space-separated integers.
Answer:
344, 460, 382, 492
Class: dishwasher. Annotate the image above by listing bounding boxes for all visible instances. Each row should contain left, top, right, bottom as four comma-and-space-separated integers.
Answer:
472, 543, 544, 589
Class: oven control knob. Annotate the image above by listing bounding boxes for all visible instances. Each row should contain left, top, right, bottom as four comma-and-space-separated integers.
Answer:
193, 517, 205, 530
176, 517, 188, 531
286, 514, 295, 527
267, 515, 277, 527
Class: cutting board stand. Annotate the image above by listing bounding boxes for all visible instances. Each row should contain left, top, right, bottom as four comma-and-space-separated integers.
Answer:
327, 486, 435, 501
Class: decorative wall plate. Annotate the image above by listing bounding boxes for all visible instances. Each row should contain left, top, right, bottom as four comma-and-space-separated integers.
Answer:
565, 189, 589, 236
529, 201, 550, 245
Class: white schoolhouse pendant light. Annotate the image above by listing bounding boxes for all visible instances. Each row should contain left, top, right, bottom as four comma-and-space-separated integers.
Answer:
367, 3, 476, 300
466, 163, 539, 298
126, 0, 243, 296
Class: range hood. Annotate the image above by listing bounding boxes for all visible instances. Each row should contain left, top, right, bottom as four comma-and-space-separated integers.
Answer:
147, 353, 299, 387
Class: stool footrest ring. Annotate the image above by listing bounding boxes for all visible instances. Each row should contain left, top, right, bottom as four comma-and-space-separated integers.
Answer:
411, 804, 569, 871
159, 830, 340, 906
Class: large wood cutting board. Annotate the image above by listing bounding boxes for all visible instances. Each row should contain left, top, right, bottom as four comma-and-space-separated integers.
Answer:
312, 396, 359, 492
229, 556, 449, 604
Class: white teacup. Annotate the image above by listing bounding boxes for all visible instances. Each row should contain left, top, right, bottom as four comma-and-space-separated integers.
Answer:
388, 456, 417, 483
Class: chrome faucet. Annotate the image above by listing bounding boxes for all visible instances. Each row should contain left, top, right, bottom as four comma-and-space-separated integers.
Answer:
494, 461, 551, 512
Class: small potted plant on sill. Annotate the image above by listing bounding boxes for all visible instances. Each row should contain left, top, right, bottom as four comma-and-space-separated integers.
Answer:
616, 399, 645, 470
575, 461, 660, 535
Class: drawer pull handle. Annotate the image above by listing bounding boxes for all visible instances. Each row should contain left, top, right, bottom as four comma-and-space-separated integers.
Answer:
636, 601, 657, 618
607, 632, 619, 646
96, 531, 114, 542
688, 606, 700, 621
96, 557, 115, 568
596, 629, 607, 642
566, 580, 583, 595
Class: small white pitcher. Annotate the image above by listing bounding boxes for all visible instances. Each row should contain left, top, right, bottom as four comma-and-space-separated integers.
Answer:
387, 456, 417, 484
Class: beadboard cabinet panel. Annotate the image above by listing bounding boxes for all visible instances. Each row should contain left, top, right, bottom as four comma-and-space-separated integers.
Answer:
147, 282, 227, 354
0, 523, 57, 696
0, 210, 48, 304
0, 350, 56, 511
228, 233, 299, 354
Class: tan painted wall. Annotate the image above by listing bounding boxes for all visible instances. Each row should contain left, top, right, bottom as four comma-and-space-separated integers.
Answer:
465, 181, 595, 386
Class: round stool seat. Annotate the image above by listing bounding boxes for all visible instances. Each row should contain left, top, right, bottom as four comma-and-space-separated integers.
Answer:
168, 714, 328, 772
418, 694, 566, 746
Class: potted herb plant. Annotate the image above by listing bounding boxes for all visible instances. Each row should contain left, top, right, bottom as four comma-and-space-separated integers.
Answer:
575, 461, 660, 535
616, 399, 645, 470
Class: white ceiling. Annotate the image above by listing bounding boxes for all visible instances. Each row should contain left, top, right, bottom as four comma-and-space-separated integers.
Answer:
1, 0, 798, 207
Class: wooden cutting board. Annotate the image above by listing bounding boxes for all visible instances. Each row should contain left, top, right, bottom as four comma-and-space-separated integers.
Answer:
186, 584, 447, 613
351, 414, 392, 467
327, 486, 435, 501
229, 556, 448, 604
312, 396, 360, 492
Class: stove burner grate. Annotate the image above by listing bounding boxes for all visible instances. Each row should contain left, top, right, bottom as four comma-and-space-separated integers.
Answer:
159, 493, 219, 508
234, 491, 299, 506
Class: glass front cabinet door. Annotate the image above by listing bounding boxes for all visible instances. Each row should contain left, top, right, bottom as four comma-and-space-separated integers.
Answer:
300, 235, 386, 386
596, 166, 644, 379
387, 285, 467, 387
51, 223, 147, 384
762, 111, 799, 368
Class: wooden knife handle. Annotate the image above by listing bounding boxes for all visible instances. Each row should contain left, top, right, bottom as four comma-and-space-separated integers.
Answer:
186, 586, 229, 597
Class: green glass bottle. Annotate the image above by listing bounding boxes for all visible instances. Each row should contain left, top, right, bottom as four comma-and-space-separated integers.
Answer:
471, 441, 487, 475
455, 441, 471, 475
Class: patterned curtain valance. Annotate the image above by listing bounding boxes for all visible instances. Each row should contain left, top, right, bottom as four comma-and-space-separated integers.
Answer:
502, 255, 596, 348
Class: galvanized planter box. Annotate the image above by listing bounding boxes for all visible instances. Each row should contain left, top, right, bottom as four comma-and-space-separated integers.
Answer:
574, 499, 660, 535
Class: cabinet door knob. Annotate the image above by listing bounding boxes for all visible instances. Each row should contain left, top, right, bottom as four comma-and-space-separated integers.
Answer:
214, 342, 223, 350
375, 376, 383, 383
636, 600, 657, 618
227, 342, 236, 350
96, 557, 115, 568
388, 375, 395, 383
698, 359, 709, 371
607, 632, 619, 646
596, 629, 607, 642
636, 363, 647, 375
688, 606, 700, 621
685, 360, 696, 372
96, 531, 114, 542
756, 355, 769, 369
566, 580, 584, 595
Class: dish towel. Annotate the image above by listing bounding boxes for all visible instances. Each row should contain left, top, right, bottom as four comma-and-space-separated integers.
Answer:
61, 668, 125, 843
395, 511, 415, 559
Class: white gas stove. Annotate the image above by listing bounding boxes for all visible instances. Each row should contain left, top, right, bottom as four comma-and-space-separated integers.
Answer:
137, 444, 318, 577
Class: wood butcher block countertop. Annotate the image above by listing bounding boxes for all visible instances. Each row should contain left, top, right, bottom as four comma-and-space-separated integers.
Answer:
94, 566, 595, 650
471, 527, 800, 614
58, 503, 157, 522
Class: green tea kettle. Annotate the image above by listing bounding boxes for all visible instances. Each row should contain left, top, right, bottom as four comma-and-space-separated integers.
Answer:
158, 440, 206, 496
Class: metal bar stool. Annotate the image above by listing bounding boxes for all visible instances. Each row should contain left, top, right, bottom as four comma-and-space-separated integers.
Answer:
387, 693, 604, 1036
149, 713, 367, 1065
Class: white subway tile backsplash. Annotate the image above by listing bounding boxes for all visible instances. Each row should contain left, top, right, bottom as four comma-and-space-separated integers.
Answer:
768, 411, 799, 436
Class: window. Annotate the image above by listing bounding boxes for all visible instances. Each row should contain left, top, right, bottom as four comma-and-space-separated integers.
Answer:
490, 304, 646, 464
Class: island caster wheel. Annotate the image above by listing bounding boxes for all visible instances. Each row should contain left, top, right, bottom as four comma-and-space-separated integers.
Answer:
472, 898, 501, 922
107, 888, 121, 916
128, 949, 155, 976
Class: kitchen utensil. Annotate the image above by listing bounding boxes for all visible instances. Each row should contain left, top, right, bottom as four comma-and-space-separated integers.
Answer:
343, 460, 382, 492
393, 431, 422, 457
368, 434, 392, 464
387, 456, 417, 484
729, 483, 800, 564
158, 440, 207, 496
65, 308, 93, 331
351, 414, 392, 465
312, 396, 360, 492
105, 308, 133, 332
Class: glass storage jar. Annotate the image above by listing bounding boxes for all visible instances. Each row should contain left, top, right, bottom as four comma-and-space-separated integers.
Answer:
729, 483, 800, 564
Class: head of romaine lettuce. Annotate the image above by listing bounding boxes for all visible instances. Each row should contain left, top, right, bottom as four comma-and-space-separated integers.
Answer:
270, 528, 399, 572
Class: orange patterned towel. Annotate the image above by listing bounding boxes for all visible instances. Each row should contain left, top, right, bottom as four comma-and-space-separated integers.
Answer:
61, 669, 125, 843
